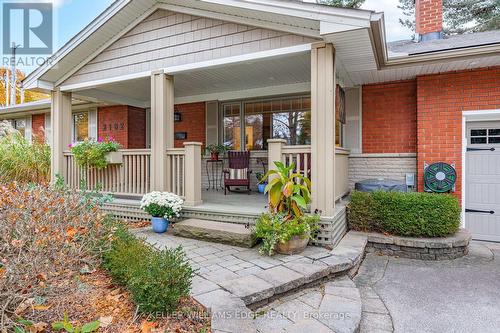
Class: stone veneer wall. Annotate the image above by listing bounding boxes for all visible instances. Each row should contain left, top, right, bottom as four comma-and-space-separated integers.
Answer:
348, 153, 417, 189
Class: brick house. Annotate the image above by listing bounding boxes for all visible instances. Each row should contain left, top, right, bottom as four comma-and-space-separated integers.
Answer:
1, 0, 499, 244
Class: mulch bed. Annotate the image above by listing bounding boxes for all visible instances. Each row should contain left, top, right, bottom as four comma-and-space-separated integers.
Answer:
16, 269, 211, 333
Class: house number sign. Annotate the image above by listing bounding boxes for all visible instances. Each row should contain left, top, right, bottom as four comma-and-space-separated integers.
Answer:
102, 122, 125, 131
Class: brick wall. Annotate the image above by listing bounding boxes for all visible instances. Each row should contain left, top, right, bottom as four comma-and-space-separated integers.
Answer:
98, 105, 146, 149
416, 67, 500, 198
31, 114, 46, 143
128, 107, 146, 149
174, 102, 206, 148
415, 0, 443, 35
362, 80, 417, 153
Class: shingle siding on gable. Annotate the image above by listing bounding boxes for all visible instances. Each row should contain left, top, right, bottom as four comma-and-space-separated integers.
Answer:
63, 9, 318, 86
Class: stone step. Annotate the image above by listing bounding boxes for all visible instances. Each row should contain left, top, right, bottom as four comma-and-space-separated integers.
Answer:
173, 218, 257, 248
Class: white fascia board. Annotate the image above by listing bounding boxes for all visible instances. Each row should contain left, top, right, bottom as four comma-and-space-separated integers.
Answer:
164, 43, 312, 75
194, 0, 373, 25
23, 0, 135, 89
320, 21, 369, 35
60, 71, 152, 92
60, 44, 311, 92
81, 89, 148, 109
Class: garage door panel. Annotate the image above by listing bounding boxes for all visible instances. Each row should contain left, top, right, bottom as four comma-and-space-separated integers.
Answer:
465, 121, 500, 242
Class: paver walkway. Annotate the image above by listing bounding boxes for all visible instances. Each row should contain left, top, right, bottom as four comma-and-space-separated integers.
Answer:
254, 276, 362, 333
133, 228, 368, 333
354, 241, 500, 333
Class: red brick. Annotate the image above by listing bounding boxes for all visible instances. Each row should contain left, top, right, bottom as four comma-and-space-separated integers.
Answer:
416, 0, 443, 35
174, 102, 206, 148
31, 114, 46, 143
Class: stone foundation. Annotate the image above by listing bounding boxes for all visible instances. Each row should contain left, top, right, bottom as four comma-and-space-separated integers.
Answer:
364, 229, 471, 260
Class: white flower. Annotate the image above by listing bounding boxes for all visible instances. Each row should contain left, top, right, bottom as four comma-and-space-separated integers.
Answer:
140, 191, 184, 219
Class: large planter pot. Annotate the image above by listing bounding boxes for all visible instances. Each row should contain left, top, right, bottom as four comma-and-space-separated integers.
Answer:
257, 183, 267, 194
151, 217, 169, 233
276, 233, 310, 255
105, 151, 123, 165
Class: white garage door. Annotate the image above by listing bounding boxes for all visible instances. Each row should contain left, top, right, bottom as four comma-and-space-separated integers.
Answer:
466, 122, 500, 242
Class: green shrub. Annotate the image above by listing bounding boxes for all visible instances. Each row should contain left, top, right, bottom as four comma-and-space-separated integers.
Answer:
0, 133, 50, 183
103, 228, 193, 314
347, 191, 461, 237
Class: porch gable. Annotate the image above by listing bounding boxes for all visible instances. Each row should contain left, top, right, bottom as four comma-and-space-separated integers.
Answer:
62, 9, 319, 86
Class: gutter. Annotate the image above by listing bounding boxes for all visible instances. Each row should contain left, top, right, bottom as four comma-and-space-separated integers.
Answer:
370, 17, 500, 69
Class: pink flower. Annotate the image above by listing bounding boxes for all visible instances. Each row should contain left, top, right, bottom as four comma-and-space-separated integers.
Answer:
108, 136, 114, 141
98, 137, 104, 143
68, 143, 73, 148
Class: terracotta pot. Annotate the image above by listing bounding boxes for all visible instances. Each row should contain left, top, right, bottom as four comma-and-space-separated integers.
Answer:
276, 233, 310, 255
210, 152, 219, 161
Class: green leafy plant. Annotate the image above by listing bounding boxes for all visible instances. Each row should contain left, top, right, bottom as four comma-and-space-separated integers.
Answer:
0, 132, 50, 184
52, 314, 100, 333
255, 172, 266, 183
347, 190, 461, 237
204, 143, 227, 155
254, 213, 319, 256
103, 227, 193, 314
70, 136, 120, 169
260, 161, 311, 218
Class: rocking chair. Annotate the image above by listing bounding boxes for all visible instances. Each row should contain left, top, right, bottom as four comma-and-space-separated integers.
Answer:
224, 151, 252, 195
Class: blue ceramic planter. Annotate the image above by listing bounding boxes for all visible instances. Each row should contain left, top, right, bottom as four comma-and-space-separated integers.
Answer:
258, 183, 267, 194
151, 217, 169, 233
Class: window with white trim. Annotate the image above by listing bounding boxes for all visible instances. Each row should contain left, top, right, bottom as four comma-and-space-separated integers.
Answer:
72, 112, 89, 142
470, 128, 500, 145
12, 119, 26, 138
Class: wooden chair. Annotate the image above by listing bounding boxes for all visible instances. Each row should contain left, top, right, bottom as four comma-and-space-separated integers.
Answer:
224, 151, 252, 195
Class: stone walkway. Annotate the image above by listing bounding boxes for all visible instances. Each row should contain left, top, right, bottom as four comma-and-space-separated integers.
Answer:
133, 228, 368, 333
254, 276, 362, 333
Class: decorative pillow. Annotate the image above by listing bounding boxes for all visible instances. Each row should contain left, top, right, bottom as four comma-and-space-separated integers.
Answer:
229, 168, 248, 180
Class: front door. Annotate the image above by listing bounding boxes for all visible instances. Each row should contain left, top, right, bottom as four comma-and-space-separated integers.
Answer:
465, 121, 500, 241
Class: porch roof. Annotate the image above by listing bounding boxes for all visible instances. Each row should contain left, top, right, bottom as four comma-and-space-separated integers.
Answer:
23, 0, 382, 91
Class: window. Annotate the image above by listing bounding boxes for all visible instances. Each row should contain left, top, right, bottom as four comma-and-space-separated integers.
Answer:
223, 103, 241, 150
12, 119, 26, 138
221, 92, 347, 150
73, 112, 89, 142
470, 128, 500, 145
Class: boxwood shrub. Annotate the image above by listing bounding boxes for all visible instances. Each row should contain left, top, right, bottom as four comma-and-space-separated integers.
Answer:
103, 227, 193, 314
347, 191, 461, 237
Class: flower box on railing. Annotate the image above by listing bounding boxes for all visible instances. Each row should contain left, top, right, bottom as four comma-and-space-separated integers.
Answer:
105, 151, 123, 165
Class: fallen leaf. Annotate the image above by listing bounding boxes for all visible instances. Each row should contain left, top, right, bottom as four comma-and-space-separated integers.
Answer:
36, 273, 47, 281
15, 298, 33, 315
140, 321, 157, 333
27, 322, 48, 333
33, 304, 51, 311
99, 316, 113, 328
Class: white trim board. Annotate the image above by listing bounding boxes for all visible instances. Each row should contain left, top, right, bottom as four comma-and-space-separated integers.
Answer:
461, 109, 500, 229
59, 44, 312, 92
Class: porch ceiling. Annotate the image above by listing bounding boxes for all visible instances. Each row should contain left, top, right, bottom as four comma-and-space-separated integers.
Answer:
75, 51, 311, 107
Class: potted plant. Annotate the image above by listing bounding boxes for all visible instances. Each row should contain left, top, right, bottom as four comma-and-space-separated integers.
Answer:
140, 191, 184, 233
256, 172, 267, 194
70, 136, 122, 169
254, 162, 319, 255
205, 144, 227, 161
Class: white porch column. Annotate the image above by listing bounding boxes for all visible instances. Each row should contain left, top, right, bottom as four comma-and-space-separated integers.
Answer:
267, 139, 285, 172
311, 42, 336, 216
183, 142, 203, 206
150, 70, 174, 191
50, 89, 72, 183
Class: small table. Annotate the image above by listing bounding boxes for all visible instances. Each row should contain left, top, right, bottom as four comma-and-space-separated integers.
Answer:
206, 159, 224, 190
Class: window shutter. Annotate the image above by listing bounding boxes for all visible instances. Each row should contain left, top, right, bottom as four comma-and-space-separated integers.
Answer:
25, 115, 32, 143
88, 108, 98, 140
205, 101, 218, 146
45, 113, 51, 146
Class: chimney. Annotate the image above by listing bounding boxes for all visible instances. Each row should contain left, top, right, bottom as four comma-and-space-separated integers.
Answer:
415, 0, 443, 41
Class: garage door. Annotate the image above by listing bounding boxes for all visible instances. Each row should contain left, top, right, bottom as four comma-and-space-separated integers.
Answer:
465, 122, 500, 242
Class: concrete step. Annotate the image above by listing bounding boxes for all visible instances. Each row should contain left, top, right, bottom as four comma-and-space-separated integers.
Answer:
173, 218, 257, 248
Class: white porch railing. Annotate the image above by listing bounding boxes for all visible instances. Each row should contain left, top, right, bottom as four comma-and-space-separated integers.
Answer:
63, 149, 151, 197
62, 148, 189, 198
166, 148, 185, 197
268, 139, 350, 201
